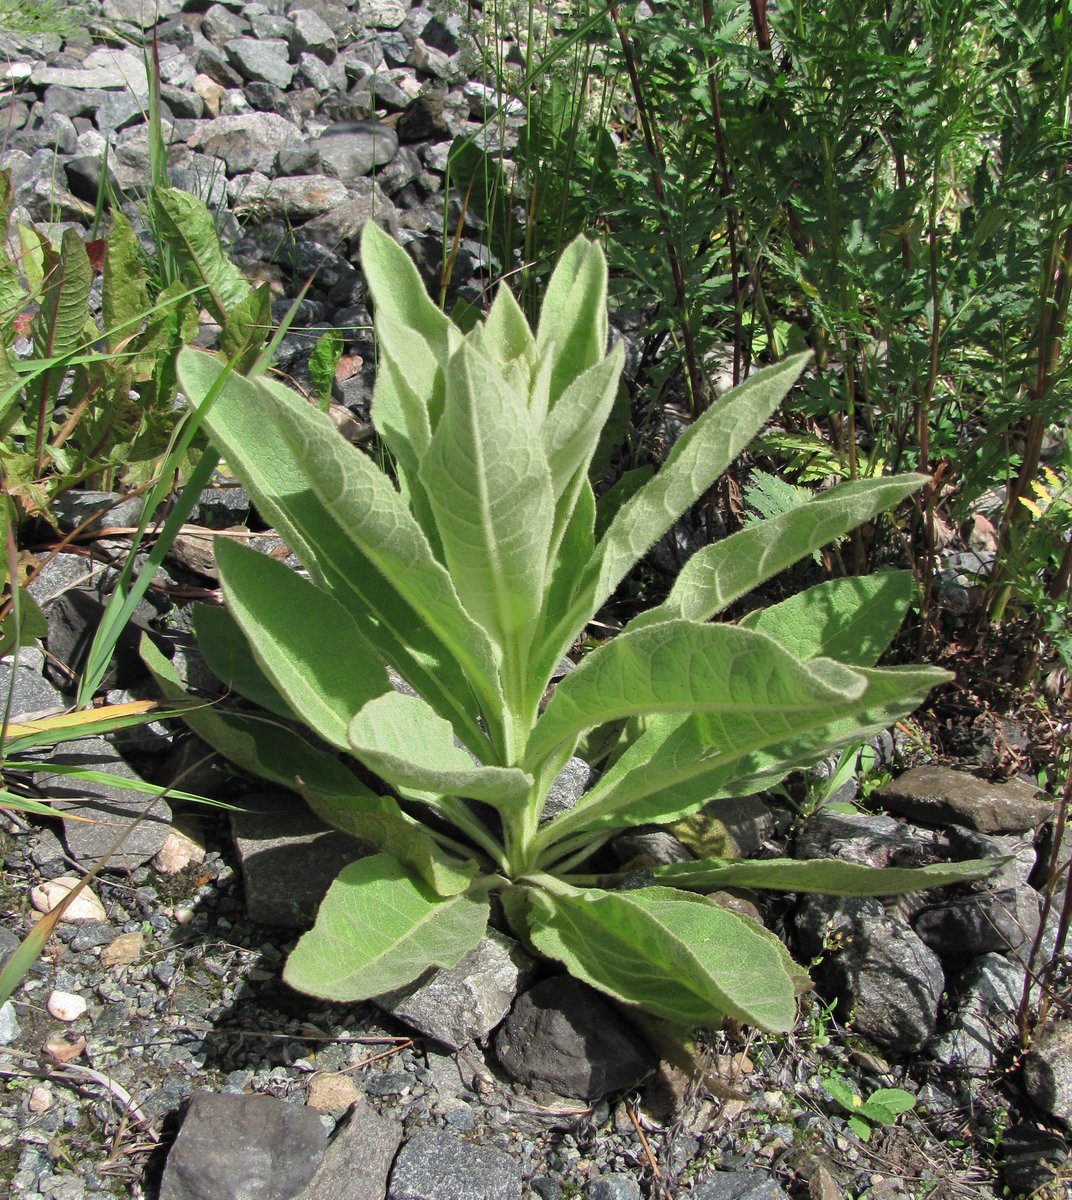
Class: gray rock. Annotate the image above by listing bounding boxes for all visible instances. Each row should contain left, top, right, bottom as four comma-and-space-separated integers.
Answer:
876, 765, 1052, 833
0, 999, 20, 1045
0, 651, 66, 718
388, 1129, 521, 1200
795, 894, 945, 1053
237, 173, 351, 220
930, 953, 1021, 1072
289, 9, 338, 63
364, 0, 408, 29
224, 38, 296, 90
690, 1174, 789, 1200
102, 0, 183, 23
160, 1091, 327, 1200
612, 829, 693, 867
494, 976, 655, 1099
0, 926, 20, 973
231, 791, 366, 927
294, 1097, 402, 1200
187, 112, 303, 174
1000, 1124, 1070, 1197
36, 736, 172, 872
49, 489, 144, 533
298, 181, 400, 244
1023, 1019, 1072, 1124
201, 4, 249, 44
30, 49, 149, 95
541, 756, 595, 822
795, 808, 941, 867
312, 122, 400, 184
913, 885, 1040, 959
587, 1174, 641, 1200
376, 930, 537, 1050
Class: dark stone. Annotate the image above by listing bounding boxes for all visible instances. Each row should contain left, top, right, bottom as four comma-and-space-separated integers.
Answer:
388, 1129, 521, 1200
795, 894, 945, 1053
876, 764, 1052, 833
494, 976, 655, 1099
0, 648, 66, 718
913, 886, 1039, 959
397, 90, 451, 141
160, 1091, 327, 1200
690, 1174, 789, 1200
0, 926, 19, 974
1000, 1124, 1069, 1197
294, 1098, 402, 1200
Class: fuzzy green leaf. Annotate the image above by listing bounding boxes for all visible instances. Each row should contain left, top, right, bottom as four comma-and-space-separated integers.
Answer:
284, 853, 489, 1001
348, 692, 533, 811
647, 855, 1002, 893
214, 538, 390, 750
102, 212, 151, 353
535, 236, 609, 405
193, 603, 296, 721
632, 475, 927, 629
526, 884, 797, 1029
739, 571, 916, 665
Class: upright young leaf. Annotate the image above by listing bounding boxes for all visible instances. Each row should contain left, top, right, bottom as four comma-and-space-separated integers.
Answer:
361, 220, 456, 357
420, 340, 555, 679
535, 236, 609, 405
533, 354, 811, 684
284, 853, 490, 1001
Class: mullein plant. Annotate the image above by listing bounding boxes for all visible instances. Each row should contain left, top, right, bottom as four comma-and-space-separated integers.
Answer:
147, 224, 994, 1031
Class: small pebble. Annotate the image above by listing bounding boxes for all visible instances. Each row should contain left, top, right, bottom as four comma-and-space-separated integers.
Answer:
100, 931, 143, 968
306, 1072, 361, 1112
47, 990, 88, 1021
153, 822, 205, 874
27, 1086, 52, 1113
30, 878, 107, 923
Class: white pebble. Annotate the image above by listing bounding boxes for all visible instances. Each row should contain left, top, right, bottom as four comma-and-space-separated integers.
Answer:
29, 878, 106, 923
47, 990, 88, 1021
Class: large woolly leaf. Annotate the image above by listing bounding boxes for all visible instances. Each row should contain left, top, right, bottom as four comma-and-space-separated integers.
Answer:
348, 692, 533, 812
193, 603, 296, 721
284, 853, 489, 1001
535, 661, 947, 850
526, 884, 797, 1029
296, 786, 477, 897
177, 348, 493, 755
141, 636, 370, 799
534, 354, 810, 684
647, 855, 1003, 894
213, 539, 390, 750
739, 571, 915, 665
631, 475, 926, 629
528, 620, 864, 769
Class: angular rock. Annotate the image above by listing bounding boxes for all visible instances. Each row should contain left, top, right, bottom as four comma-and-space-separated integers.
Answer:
388, 1129, 521, 1200
231, 791, 366, 927
224, 38, 296, 90
690, 1174, 789, 1199
30, 48, 149, 95
1023, 1019, 1072, 1124
187, 112, 303, 174
795, 894, 945, 1053
297, 181, 400, 244
876, 765, 1052, 833
311, 122, 400, 184
795, 809, 941, 868
494, 976, 655, 1099
1000, 1124, 1070, 1197
0, 1000, 21, 1046
0, 648, 66, 719
930, 953, 1021, 1072
160, 1091, 327, 1200
236, 173, 350, 221
587, 1174, 641, 1200
289, 9, 338, 63
295, 1097, 402, 1199
541, 756, 595, 822
913, 885, 1039, 959
35, 736, 172, 871
376, 930, 537, 1050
